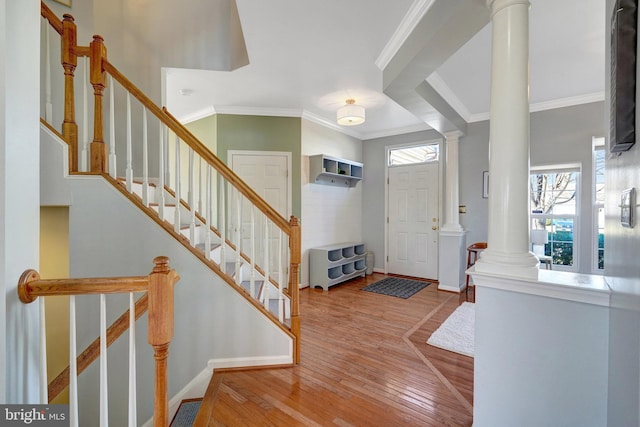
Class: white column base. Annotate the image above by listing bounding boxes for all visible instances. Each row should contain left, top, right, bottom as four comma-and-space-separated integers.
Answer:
441, 223, 464, 233
473, 248, 539, 280
438, 230, 467, 292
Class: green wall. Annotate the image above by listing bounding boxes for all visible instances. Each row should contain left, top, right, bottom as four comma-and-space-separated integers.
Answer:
216, 114, 302, 218
185, 114, 217, 154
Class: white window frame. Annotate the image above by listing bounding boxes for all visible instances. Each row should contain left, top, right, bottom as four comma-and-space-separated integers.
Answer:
592, 137, 605, 273
530, 164, 581, 272
387, 142, 440, 167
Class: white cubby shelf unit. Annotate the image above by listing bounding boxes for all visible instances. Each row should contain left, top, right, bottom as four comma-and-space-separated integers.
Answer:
309, 154, 363, 187
309, 242, 367, 291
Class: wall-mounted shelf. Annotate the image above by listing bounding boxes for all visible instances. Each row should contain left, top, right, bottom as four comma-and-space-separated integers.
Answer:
309, 154, 363, 187
309, 242, 366, 291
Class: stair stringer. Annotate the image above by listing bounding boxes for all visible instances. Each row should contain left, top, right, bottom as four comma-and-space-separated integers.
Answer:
68, 176, 294, 426
41, 127, 293, 426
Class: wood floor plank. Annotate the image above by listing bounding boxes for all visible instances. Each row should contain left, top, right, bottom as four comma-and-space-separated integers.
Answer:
201, 273, 474, 426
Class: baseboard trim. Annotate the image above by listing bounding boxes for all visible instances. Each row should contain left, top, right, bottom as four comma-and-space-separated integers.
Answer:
210, 354, 293, 370
373, 268, 385, 274
437, 283, 463, 293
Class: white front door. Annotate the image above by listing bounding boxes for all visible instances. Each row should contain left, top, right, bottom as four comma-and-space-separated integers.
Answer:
230, 151, 291, 277
388, 163, 439, 279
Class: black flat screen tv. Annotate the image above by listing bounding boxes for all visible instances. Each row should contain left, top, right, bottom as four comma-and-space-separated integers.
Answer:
610, 0, 638, 153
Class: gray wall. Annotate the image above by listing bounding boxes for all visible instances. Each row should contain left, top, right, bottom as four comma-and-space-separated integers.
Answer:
474, 287, 609, 427
460, 102, 605, 273
604, 0, 640, 425
362, 130, 443, 271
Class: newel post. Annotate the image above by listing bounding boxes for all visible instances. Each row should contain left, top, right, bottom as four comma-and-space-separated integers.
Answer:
61, 14, 78, 172
89, 35, 108, 174
147, 256, 180, 427
288, 216, 301, 364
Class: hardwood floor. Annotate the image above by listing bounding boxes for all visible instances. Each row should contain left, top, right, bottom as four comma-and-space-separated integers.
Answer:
196, 273, 474, 426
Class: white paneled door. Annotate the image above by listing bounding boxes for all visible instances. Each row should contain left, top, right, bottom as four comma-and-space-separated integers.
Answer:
388, 163, 439, 279
230, 151, 291, 277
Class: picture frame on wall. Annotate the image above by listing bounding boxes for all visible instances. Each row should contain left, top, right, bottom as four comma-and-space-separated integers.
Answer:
482, 171, 489, 198
52, 0, 72, 7
621, 187, 635, 228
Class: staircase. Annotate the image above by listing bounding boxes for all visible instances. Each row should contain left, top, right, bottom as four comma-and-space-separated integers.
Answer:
38, 2, 301, 425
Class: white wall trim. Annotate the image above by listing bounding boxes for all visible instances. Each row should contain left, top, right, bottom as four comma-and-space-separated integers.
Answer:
427, 72, 473, 123
210, 354, 294, 370
375, 0, 437, 70
177, 105, 217, 124
466, 92, 607, 123
215, 105, 302, 118
470, 267, 611, 307
438, 284, 462, 293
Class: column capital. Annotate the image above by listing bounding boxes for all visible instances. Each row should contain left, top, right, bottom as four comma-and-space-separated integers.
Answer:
444, 130, 463, 142
486, 0, 530, 17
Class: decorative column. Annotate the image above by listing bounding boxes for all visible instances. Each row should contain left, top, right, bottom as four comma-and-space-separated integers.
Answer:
438, 131, 468, 292
473, 0, 539, 279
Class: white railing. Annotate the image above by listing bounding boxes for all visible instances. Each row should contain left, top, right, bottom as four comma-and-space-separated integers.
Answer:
39, 9, 302, 380
18, 257, 179, 426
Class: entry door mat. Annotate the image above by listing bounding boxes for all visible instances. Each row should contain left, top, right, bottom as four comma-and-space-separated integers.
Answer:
427, 302, 475, 357
170, 398, 202, 427
361, 277, 430, 299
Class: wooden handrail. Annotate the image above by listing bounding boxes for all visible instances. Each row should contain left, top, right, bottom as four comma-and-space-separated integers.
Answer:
102, 59, 292, 234
40, 3, 302, 373
47, 294, 149, 401
18, 272, 149, 303
40, 2, 63, 34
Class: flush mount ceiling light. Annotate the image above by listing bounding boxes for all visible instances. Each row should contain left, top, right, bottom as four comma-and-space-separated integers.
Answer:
337, 99, 365, 126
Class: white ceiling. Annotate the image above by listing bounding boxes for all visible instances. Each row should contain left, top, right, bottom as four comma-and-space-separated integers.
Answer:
165, 0, 605, 140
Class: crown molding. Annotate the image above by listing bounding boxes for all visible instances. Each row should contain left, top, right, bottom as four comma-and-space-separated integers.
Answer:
177, 106, 217, 124
529, 91, 605, 114
301, 110, 363, 139
214, 105, 303, 117
375, 0, 436, 70
426, 72, 473, 123
465, 91, 606, 123
360, 123, 432, 141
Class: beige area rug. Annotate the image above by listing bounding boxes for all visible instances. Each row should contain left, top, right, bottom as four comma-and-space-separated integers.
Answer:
426, 302, 475, 357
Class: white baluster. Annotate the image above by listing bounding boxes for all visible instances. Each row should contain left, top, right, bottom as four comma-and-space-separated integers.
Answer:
235, 192, 242, 284
44, 20, 53, 123
128, 293, 137, 427
278, 228, 284, 323
250, 206, 256, 298
81, 57, 88, 172
220, 179, 226, 269
100, 294, 108, 427
158, 124, 166, 221
188, 148, 196, 245
174, 134, 181, 233
204, 165, 212, 259
39, 299, 47, 403
198, 157, 203, 214
125, 93, 133, 192
142, 108, 149, 206
108, 76, 117, 178
69, 296, 79, 427
263, 217, 270, 310
164, 129, 171, 189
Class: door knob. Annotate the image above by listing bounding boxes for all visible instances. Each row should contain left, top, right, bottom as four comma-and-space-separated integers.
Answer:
432, 226, 438, 230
